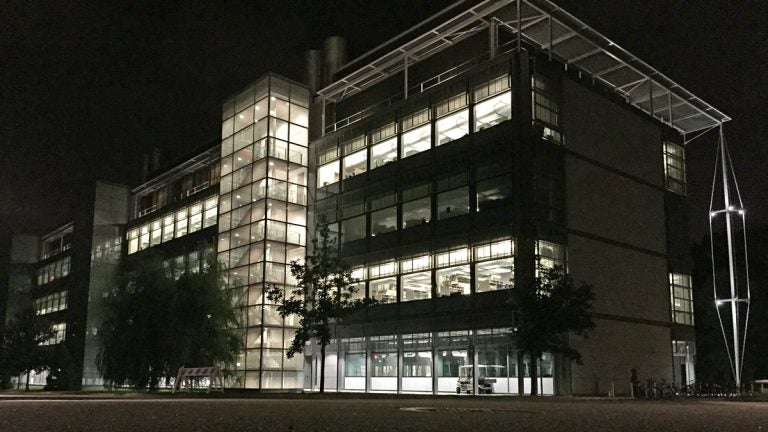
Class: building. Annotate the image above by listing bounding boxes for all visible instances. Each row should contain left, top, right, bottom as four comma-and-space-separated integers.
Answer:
3, 0, 726, 394
2, 182, 128, 388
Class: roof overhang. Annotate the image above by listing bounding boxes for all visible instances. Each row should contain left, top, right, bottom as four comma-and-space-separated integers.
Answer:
317, 0, 730, 136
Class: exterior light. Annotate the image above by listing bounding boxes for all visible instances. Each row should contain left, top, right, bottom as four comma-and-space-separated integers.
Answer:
738, 210, 745, 215
728, 206, 734, 211
716, 300, 723, 306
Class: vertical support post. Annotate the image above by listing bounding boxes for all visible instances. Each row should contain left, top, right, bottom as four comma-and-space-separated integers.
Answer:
649, 80, 654, 118
516, 0, 522, 52
321, 97, 327, 136
719, 126, 741, 390
667, 91, 673, 126
548, 15, 553, 61
404, 53, 409, 100
489, 20, 498, 59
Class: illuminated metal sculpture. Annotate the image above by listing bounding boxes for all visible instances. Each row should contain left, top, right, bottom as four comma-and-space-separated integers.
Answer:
709, 125, 751, 391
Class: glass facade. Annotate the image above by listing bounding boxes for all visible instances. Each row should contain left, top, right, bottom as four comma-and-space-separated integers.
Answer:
127, 196, 218, 254
33, 291, 68, 315
327, 330, 554, 395
36, 256, 71, 285
218, 76, 309, 390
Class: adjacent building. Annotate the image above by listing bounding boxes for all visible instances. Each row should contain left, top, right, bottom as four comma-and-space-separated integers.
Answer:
3, 0, 726, 394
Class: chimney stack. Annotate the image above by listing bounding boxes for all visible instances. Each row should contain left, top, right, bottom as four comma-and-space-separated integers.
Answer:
322, 36, 347, 87
305, 49, 323, 94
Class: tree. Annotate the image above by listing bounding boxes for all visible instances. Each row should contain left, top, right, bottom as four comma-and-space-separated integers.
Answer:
1, 307, 56, 390
266, 222, 369, 393
97, 252, 242, 390
509, 267, 595, 396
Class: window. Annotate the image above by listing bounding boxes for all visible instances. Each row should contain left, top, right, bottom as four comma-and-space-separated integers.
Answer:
370, 137, 397, 168
370, 277, 397, 303
435, 93, 467, 117
437, 187, 469, 220
34, 291, 68, 315
670, 273, 694, 325
435, 247, 469, 267
401, 124, 431, 158
369, 123, 396, 144
370, 207, 396, 236
343, 149, 367, 179
535, 172, 564, 223
162, 215, 175, 242
476, 176, 513, 211
400, 255, 430, 273
475, 91, 512, 130
401, 109, 431, 158
532, 75, 562, 144
345, 353, 366, 377
41, 323, 66, 346
189, 204, 203, 233
474, 75, 511, 129
436, 110, 469, 146
401, 271, 432, 301
150, 220, 162, 246
348, 267, 366, 300
368, 261, 396, 279
437, 349, 467, 377
403, 352, 432, 377
475, 258, 514, 293
536, 240, 566, 272
663, 141, 686, 195
436, 265, 471, 296
474, 239, 513, 261
203, 198, 218, 228
371, 352, 397, 377
175, 208, 188, 237
317, 161, 340, 187
341, 215, 366, 242
402, 197, 431, 228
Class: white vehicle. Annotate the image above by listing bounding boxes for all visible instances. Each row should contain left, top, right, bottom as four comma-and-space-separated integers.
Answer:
456, 364, 505, 394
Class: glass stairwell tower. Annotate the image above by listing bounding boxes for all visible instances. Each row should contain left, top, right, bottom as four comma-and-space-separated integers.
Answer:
218, 75, 310, 390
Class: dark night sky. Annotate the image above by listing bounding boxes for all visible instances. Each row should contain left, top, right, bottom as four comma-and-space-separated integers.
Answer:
2, 1, 766, 241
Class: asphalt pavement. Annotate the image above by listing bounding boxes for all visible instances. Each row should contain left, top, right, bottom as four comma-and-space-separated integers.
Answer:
0, 395, 766, 432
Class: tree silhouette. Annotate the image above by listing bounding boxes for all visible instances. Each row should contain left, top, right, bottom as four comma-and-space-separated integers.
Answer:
509, 267, 595, 395
266, 222, 370, 393
1, 307, 55, 390
97, 252, 242, 390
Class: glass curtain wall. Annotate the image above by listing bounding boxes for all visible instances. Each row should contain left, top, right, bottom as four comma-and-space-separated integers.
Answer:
332, 330, 554, 395
218, 76, 309, 390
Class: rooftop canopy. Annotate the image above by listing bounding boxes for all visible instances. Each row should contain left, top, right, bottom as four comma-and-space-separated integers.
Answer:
317, 0, 730, 137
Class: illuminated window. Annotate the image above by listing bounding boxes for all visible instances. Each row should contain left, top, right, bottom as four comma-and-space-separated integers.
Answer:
317, 161, 340, 187
401, 271, 432, 301
401, 109, 431, 158
664, 141, 686, 195
536, 240, 566, 273
670, 273, 694, 325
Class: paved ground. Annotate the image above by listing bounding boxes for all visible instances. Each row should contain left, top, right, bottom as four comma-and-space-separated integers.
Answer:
0, 395, 766, 432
